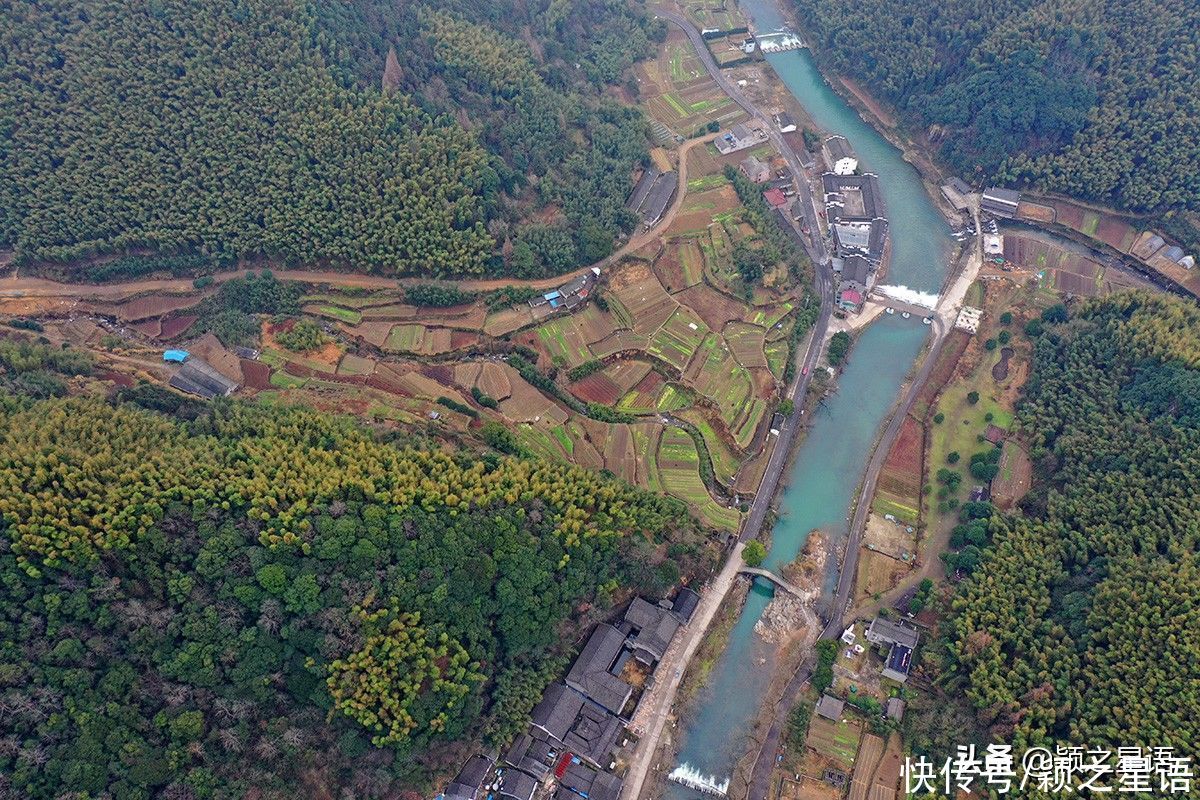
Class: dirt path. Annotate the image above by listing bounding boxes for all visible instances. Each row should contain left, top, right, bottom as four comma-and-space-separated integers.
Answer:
0, 140, 708, 303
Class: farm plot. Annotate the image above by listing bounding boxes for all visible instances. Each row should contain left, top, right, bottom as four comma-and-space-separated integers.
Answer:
685, 333, 759, 446
678, 409, 742, 486
649, 306, 709, 371
609, 267, 679, 336
300, 291, 399, 309
303, 304, 362, 325
384, 324, 424, 352
618, 371, 667, 412
675, 282, 749, 329
536, 315, 594, 367
670, 186, 741, 235
572, 359, 653, 405
656, 427, 741, 531
765, 339, 790, 380
592, 329, 650, 358
346, 321, 394, 348
631, 424, 664, 493
336, 354, 376, 376
360, 303, 419, 321
723, 322, 769, 368
483, 305, 535, 337
591, 419, 637, 483
655, 240, 704, 293
876, 414, 923, 505
108, 292, 207, 322
805, 716, 861, 772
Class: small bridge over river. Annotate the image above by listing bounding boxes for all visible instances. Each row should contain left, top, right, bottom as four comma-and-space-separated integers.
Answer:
738, 566, 805, 597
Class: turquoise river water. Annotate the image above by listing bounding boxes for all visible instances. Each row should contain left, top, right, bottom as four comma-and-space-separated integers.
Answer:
663, 0, 952, 793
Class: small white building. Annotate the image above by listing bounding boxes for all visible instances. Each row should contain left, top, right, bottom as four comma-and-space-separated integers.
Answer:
822, 135, 858, 176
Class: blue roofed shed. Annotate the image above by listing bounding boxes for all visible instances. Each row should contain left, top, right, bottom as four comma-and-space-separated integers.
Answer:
163, 350, 189, 363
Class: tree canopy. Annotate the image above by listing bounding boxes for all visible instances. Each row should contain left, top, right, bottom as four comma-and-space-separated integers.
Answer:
0, 393, 707, 796
791, 0, 1200, 213
0, 0, 659, 276
946, 293, 1200, 756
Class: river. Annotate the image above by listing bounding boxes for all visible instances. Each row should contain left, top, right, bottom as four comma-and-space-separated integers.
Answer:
664, 0, 952, 794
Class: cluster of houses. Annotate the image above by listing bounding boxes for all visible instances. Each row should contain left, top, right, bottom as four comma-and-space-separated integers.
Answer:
441, 590, 700, 800
528, 268, 602, 314
812, 616, 917, 729
626, 166, 678, 230
818, 141, 888, 312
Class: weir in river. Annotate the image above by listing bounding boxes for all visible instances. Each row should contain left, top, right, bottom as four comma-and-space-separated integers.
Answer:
662, 0, 953, 795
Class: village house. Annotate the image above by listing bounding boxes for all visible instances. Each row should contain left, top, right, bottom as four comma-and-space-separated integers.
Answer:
715, 121, 769, 154
865, 617, 919, 683
774, 111, 797, 133
815, 694, 845, 721
740, 154, 771, 184
443, 755, 498, 800
981, 187, 1021, 219
822, 173, 883, 224
822, 135, 858, 175
832, 218, 888, 264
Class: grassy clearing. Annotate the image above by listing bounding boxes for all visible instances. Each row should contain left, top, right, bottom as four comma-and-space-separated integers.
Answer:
269, 371, 307, 389
687, 173, 728, 192
872, 495, 919, 524
303, 304, 362, 324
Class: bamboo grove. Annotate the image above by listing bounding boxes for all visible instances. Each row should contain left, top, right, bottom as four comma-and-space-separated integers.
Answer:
946, 294, 1200, 756
0, 394, 709, 797
0, 0, 661, 276
791, 0, 1200, 214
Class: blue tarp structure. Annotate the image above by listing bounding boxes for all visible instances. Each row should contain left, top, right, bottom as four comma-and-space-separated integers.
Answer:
163, 350, 189, 363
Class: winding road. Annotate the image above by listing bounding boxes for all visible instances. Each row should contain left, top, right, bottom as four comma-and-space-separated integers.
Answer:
619, 11, 836, 800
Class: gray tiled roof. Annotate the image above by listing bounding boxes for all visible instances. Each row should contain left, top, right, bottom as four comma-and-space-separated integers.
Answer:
530, 683, 584, 743
565, 624, 632, 715
562, 700, 622, 767
624, 598, 680, 661
824, 135, 855, 162
671, 588, 700, 622
499, 769, 538, 800
815, 694, 844, 720
866, 617, 919, 649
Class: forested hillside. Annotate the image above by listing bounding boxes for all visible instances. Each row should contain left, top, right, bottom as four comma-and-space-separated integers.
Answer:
946, 294, 1200, 754
0, 392, 707, 797
791, 0, 1200, 213
0, 0, 659, 276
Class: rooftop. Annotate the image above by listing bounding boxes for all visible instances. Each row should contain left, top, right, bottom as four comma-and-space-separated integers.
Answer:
822, 173, 883, 222
624, 597, 680, 662
530, 682, 585, 743
565, 624, 633, 715
815, 694, 845, 720
887, 643, 913, 676
671, 587, 700, 622
763, 187, 788, 208
824, 135, 856, 163
499, 769, 538, 800
865, 617, 919, 649
982, 187, 1022, 205
842, 255, 871, 286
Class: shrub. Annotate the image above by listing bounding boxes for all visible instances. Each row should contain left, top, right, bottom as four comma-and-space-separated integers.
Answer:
275, 320, 327, 353
967, 391, 980, 404
743, 540, 767, 567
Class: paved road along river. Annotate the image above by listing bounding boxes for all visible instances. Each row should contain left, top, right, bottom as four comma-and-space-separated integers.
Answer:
660, 0, 952, 797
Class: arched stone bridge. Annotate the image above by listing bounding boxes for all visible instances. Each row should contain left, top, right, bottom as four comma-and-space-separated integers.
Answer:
738, 566, 805, 597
